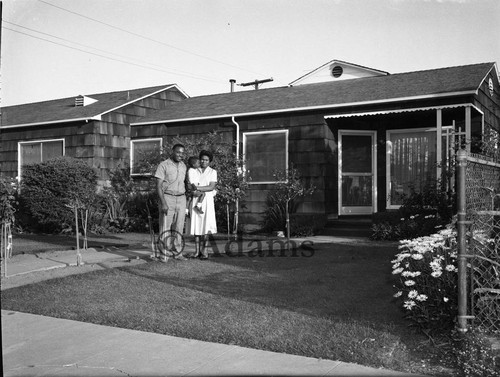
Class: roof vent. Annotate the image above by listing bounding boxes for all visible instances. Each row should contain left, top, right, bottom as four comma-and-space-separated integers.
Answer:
75, 95, 98, 107
331, 65, 343, 78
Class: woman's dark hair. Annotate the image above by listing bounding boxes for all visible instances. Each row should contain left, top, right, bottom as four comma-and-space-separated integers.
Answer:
199, 150, 213, 162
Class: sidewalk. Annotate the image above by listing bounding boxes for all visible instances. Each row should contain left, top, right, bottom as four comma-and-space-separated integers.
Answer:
2, 310, 424, 376
1, 236, 425, 377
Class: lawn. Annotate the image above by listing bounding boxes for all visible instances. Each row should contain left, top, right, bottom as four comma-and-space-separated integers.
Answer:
11, 232, 151, 254
1, 241, 451, 375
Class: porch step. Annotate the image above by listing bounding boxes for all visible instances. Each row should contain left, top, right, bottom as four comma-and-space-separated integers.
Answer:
319, 216, 373, 238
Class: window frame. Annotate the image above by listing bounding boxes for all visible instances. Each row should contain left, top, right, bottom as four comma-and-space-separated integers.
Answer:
130, 138, 163, 176
385, 127, 438, 209
243, 129, 289, 184
18, 138, 65, 180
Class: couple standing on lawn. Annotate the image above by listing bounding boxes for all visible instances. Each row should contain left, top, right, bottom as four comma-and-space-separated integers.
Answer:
155, 144, 218, 261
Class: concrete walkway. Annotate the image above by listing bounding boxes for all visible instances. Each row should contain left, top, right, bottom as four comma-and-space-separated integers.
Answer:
1, 236, 425, 377
2, 310, 424, 377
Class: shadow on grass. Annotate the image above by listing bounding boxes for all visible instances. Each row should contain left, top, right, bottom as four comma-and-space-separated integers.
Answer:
12, 233, 150, 254
118, 242, 406, 329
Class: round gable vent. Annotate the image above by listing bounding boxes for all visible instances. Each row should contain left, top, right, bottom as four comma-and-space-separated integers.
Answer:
331, 65, 343, 78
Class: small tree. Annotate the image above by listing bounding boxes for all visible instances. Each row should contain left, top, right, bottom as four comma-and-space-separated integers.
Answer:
1, 176, 17, 265
262, 167, 315, 241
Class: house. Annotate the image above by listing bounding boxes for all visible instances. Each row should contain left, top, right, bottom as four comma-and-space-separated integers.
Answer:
130, 61, 499, 227
0, 84, 188, 183
1, 61, 499, 230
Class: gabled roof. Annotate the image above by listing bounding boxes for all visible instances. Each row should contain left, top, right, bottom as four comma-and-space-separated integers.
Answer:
289, 59, 389, 86
1, 84, 188, 128
132, 62, 496, 125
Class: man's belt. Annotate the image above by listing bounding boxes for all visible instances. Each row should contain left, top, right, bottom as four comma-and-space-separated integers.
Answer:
164, 192, 185, 196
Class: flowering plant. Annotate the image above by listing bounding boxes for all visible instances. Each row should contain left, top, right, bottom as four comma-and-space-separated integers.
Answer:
0, 176, 18, 225
392, 223, 458, 334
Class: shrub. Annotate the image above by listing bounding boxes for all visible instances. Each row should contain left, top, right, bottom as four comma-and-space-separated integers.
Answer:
290, 214, 326, 237
452, 329, 500, 377
371, 181, 454, 241
19, 157, 97, 233
391, 223, 458, 334
261, 167, 315, 236
0, 176, 18, 225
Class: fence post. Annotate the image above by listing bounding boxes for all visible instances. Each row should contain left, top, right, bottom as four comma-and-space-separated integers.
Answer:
456, 149, 469, 333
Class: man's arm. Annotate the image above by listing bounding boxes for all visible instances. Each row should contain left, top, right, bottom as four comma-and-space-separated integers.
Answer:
157, 178, 168, 214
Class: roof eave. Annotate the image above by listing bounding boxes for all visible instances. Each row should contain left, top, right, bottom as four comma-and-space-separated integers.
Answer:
96, 84, 189, 118
0, 116, 102, 129
130, 89, 477, 126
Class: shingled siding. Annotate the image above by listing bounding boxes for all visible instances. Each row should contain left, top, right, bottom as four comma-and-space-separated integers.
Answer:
132, 113, 336, 230
474, 70, 500, 137
233, 113, 335, 228
0, 121, 88, 179
0, 87, 185, 183
92, 88, 187, 181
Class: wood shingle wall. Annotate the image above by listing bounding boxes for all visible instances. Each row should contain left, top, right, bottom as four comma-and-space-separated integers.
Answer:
0, 87, 185, 183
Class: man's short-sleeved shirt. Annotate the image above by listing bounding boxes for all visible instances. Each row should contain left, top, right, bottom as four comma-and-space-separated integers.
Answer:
155, 158, 187, 195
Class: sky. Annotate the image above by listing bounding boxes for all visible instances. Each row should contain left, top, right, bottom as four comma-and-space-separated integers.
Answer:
1, 0, 500, 107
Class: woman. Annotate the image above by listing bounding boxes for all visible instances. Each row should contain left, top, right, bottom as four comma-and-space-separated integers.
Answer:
189, 150, 217, 259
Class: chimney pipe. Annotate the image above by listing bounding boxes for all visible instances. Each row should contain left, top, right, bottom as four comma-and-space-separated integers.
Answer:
229, 79, 236, 93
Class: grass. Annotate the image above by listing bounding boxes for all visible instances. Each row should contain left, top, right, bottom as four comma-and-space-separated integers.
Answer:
1, 241, 451, 375
11, 232, 151, 254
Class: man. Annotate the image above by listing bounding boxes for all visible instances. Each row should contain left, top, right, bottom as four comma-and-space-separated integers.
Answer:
155, 144, 187, 261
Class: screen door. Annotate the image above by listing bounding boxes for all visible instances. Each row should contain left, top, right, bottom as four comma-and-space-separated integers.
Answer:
339, 131, 376, 215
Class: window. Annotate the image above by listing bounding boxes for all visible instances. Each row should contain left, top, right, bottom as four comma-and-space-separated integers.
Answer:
130, 138, 162, 175
18, 139, 65, 178
243, 130, 288, 184
386, 128, 437, 208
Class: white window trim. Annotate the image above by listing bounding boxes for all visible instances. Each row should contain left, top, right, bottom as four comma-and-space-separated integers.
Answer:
243, 129, 289, 184
386, 127, 438, 209
130, 138, 163, 176
18, 138, 65, 181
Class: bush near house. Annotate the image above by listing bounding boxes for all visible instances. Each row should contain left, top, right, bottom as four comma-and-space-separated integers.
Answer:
18, 157, 98, 233
371, 180, 454, 241
99, 167, 159, 234
0, 176, 17, 225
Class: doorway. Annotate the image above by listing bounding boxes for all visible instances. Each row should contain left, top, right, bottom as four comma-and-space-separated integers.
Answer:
338, 130, 377, 215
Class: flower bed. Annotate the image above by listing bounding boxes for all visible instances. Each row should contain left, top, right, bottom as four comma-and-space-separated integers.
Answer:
392, 224, 458, 334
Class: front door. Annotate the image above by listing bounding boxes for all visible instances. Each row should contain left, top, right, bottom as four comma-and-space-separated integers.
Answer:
339, 130, 377, 215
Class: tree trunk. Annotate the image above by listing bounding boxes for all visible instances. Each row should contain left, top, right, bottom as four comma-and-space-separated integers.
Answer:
226, 204, 230, 241
75, 207, 82, 266
83, 209, 88, 249
233, 199, 239, 240
286, 199, 291, 253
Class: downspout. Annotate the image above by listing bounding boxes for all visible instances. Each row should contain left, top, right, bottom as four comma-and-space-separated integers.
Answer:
231, 116, 240, 157
231, 116, 240, 237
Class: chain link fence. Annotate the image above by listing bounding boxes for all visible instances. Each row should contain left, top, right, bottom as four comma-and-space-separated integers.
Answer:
460, 152, 500, 333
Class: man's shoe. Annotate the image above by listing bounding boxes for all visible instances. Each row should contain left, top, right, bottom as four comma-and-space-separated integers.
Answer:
174, 254, 187, 261
159, 257, 169, 263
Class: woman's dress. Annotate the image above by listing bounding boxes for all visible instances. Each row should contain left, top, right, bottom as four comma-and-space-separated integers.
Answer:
189, 166, 217, 236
